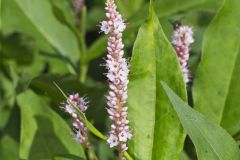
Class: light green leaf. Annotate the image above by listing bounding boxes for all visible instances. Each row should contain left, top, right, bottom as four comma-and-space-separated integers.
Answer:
127, 6, 187, 160
162, 82, 240, 160
17, 90, 86, 159
192, 0, 240, 135
2, 0, 80, 64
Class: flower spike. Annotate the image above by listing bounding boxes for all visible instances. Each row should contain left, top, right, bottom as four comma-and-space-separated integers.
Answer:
172, 24, 194, 84
100, 0, 132, 158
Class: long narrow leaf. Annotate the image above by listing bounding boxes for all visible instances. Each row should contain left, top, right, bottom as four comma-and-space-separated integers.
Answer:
162, 82, 240, 160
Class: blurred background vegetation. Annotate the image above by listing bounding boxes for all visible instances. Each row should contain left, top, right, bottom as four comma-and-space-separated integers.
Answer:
0, 0, 224, 159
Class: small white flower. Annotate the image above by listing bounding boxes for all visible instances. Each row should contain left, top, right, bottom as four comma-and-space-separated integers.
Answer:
100, 21, 111, 34
118, 131, 128, 142
115, 20, 126, 32
127, 132, 132, 139
107, 134, 119, 148
65, 104, 75, 115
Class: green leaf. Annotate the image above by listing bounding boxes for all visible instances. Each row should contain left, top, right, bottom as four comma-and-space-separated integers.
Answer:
0, 135, 19, 160
2, 0, 80, 64
116, 0, 145, 18
17, 90, 86, 159
162, 82, 240, 160
192, 0, 240, 135
221, 52, 240, 136
127, 7, 187, 160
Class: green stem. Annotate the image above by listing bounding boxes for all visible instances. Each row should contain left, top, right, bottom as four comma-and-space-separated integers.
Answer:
79, 5, 88, 83
80, 63, 88, 83
88, 146, 98, 160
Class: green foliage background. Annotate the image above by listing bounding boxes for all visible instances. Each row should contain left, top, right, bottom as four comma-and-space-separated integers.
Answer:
0, 0, 239, 160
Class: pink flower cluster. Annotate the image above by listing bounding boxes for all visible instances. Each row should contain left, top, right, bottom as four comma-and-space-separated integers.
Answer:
172, 25, 194, 84
100, 0, 132, 156
62, 93, 90, 147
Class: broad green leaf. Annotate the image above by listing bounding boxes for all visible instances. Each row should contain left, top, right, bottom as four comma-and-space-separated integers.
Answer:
17, 90, 86, 159
2, 0, 80, 64
127, 7, 187, 160
162, 82, 240, 160
192, 0, 240, 135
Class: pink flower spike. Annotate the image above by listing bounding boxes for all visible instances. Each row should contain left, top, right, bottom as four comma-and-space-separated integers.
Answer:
172, 25, 194, 84
100, 0, 132, 157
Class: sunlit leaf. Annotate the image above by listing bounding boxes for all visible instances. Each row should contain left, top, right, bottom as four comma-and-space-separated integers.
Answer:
127, 5, 187, 160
